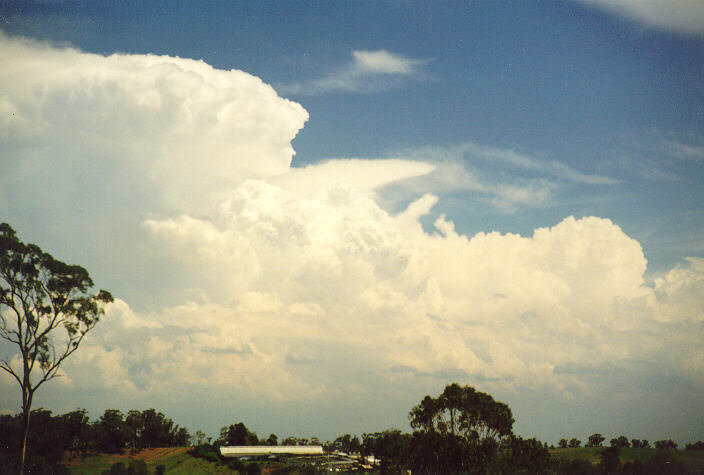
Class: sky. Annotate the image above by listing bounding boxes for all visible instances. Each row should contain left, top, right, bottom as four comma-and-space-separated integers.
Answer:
0, 0, 703, 445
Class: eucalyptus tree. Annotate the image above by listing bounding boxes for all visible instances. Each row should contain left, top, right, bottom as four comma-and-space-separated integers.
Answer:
409, 382, 514, 443
0, 223, 113, 473
408, 383, 514, 472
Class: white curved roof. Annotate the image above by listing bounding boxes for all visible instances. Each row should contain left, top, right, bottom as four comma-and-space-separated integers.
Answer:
220, 445, 324, 457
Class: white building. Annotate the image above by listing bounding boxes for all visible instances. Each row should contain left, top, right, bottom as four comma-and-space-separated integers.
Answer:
219, 445, 324, 458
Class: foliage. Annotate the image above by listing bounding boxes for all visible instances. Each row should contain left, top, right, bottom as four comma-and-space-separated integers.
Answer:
496, 435, 551, 473
280, 436, 316, 446
218, 422, 260, 446
686, 440, 704, 451
409, 383, 513, 441
103, 459, 148, 475
188, 444, 223, 464
638, 439, 650, 449
328, 433, 361, 453
0, 408, 79, 472
654, 439, 678, 450
362, 429, 411, 471
0, 406, 194, 471
406, 383, 515, 473
569, 437, 581, 448
96, 409, 131, 453
227, 458, 262, 474
611, 435, 630, 448
409, 383, 514, 441
97, 408, 191, 452
0, 222, 113, 472
586, 433, 605, 447
190, 437, 269, 475
193, 429, 211, 446
631, 438, 650, 449
95, 408, 191, 453
559, 438, 568, 448
408, 430, 474, 473
599, 445, 621, 473
552, 456, 595, 474
552, 446, 704, 474
638, 450, 685, 474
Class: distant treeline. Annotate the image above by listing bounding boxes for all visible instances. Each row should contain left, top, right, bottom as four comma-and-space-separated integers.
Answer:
557, 434, 700, 451
2, 389, 704, 474
214, 421, 321, 448
0, 407, 190, 473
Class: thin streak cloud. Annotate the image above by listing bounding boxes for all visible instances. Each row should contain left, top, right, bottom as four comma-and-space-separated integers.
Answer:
277, 49, 433, 95
386, 142, 618, 212
573, 0, 704, 35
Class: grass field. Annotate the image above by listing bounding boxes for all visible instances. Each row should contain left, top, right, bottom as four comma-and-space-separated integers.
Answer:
65, 448, 313, 474
65, 446, 704, 474
551, 447, 704, 472
64, 447, 238, 474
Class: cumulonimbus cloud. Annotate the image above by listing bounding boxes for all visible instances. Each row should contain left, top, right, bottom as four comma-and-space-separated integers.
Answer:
0, 31, 702, 441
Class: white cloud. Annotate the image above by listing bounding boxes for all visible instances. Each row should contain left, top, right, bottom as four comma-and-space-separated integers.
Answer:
574, 0, 704, 35
0, 30, 309, 216
130, 182, 702, 403
456, 142, 618, 186
665, 140, 704, 161
385, 142, 617, 211
1, 31, 702, 440
352, 50, 429, 75
652, 257, 704, 323
271, 158, 435, 199
277, 49, 432, 95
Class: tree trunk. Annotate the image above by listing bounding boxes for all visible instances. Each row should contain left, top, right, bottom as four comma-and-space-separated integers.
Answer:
19, 390, 32, 475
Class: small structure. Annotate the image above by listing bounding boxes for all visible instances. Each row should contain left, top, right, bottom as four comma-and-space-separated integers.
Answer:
219, 445, 324, 458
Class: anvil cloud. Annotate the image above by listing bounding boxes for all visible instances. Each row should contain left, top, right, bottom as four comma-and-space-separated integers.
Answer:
0, 31, 702, 442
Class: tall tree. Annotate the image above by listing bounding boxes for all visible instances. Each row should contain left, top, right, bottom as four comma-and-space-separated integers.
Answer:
220, 422, 259, 446
0, 223, 113, 473
654, 439, 678, 450
408, 383, 514, 472
610, 435, 630, 448
409, 383, 514, 443
96, 409, 129, 453
586, 433, 605, 447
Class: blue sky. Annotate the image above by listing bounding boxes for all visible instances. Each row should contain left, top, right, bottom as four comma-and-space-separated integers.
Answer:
3, 1, 703, 271
1, 1, 703, 445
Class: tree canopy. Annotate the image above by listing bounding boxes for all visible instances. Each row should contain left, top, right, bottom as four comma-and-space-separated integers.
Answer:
406, 383, 521, 473
409, 382, 514, 442
0, 223, 113, 473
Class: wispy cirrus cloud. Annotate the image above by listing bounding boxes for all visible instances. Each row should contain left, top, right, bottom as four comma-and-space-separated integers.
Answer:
457, 142, 619, 186
665, 140, 704, 162
383, 142, 618, 212
276, 49, 432, 95
573, 0, 704, 35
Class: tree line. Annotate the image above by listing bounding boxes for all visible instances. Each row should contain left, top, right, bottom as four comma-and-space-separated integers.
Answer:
558, 434, 685, 450
2, 386, 703, 474
0, 408, 190, 473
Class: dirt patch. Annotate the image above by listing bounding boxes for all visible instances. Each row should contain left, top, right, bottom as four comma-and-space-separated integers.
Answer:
63, 447, 191, 466
134, 447, 190, 463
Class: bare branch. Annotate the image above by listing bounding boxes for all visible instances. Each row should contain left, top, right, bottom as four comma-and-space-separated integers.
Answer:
0, 359, 22, 387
